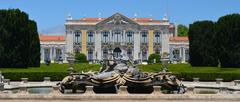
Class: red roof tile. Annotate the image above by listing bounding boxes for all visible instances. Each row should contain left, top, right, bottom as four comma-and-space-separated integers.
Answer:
39, 35, 65, 42
169, 36, 188, 41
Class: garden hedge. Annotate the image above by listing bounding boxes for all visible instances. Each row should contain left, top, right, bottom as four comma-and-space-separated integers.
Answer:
2, 72, 68, 81
2, 71, 240, 82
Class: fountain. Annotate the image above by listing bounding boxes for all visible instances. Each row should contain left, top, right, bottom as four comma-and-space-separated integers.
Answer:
58, 51, 185, 94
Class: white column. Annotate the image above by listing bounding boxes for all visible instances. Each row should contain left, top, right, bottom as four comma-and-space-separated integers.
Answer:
94, 31, 102, 62
40, 47, 44, 63
182, 47, 186, 63
109, 30, 112, 43
53, 47, 56, 62
161, 33, 170, 54
134, 31, 140, 61
50, 46, 53, 63
66, 30, 74, 54
179, 47, 182, 63
63, 46, 67, 63
123, 30, 126, 44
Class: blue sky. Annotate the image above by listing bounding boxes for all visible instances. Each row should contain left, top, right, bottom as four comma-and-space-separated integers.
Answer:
0, 0, 240, 34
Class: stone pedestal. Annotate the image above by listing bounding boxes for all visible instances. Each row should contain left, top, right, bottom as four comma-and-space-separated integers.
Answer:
234, 80, 240, 86
193, 78, 199, 83
21, 78, 28, 84
186, 86, 194, 94
18, 86, 28, 94
3, 79, 10, 85
216, 78, 223, 84
84, 86, 95, 95
151, 86, 162, 95
118, 86, 128, 95
44, 77, 51, 83
50, 86, 61, 95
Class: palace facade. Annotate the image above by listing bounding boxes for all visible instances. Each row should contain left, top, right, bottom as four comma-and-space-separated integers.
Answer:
40, 13, 189, 64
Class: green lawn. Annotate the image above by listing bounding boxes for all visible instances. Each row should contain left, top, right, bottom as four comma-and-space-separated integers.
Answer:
1, 63, 240, 81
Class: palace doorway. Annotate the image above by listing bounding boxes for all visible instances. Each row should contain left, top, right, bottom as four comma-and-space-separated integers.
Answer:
113, 47, 122, 59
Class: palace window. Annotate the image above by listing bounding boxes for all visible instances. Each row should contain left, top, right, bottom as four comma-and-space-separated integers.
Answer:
88, 49, 94, 61
102, 48, 108, 59
126, 31, 134, 43
127, 49, 133, 59
114, 30, 122, 43
141, 31, 148, 43
101, 31, 110, 43
44, 48, 50, 61
55, 49, 62, 61
74, 31, 81, 44
142, 51, 148, 61
87, 31, 94, 43
74, 47, 80, 53
155, 48, 161, 54
154, 32, 161, 44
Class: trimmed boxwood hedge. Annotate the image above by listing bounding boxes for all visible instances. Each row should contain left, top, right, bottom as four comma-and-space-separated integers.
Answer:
173, 72, 240, 82
2, 72, 68, 81
2, 64, 240, 81
3, 72, 240, 82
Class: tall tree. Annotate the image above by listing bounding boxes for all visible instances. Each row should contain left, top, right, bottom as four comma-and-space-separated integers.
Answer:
216, 14, 240, 68
178, 24, 188, 36
189, 21, 218, 67
0, 9, 40, 68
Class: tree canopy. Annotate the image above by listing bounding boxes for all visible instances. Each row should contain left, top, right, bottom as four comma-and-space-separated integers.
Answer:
189, 21, 218, 67
216, 14, 240, 68
0, 9, 40, 68
178, 24, 189, 36
189, 13, 240, 68
75, 53, 88, 63
148, 53, 161, 64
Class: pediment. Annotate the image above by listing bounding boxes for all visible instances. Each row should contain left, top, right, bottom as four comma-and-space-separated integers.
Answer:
96, 13, 139, 26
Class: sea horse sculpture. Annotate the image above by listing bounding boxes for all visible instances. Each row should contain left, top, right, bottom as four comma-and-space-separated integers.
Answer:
58, 52, 185, 94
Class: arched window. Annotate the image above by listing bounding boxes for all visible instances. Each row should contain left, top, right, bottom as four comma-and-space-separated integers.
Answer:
126, 31, 134, 43
87, 31, 94, 43
141, 31, 148, 43
101, 31, 110, 43
154, 31, 161, 44
74, 31, 81, 44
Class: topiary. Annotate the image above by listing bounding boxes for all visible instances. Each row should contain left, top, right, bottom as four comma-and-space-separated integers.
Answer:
148, 53, 161, 64
75, 53, 88, 63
